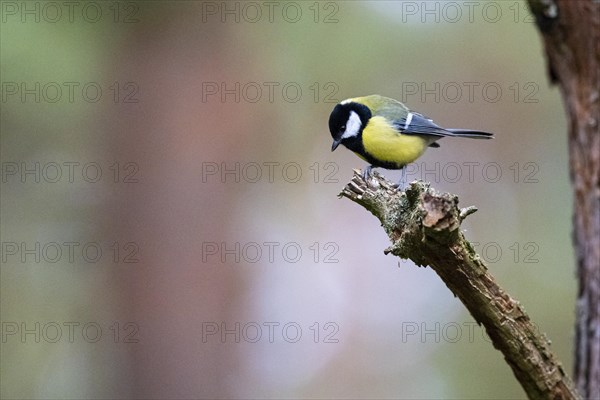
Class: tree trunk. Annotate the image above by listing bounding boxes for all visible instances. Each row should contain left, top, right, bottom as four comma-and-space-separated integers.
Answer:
527, 1, 600, 398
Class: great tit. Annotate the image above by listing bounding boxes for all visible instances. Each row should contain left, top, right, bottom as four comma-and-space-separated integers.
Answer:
329, 95, 493, 181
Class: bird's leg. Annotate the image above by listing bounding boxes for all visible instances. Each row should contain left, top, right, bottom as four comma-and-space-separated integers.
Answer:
362, 165, 374, 181
394, 166, 407, 189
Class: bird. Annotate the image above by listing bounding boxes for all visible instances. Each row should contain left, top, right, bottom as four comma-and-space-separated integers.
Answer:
329, 95, 493, 185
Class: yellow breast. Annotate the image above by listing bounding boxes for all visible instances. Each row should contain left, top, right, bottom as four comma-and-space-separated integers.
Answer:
362, 116, 428, 165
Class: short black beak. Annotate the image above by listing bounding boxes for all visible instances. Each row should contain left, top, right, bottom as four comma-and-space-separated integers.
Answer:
331, 139, 341, 152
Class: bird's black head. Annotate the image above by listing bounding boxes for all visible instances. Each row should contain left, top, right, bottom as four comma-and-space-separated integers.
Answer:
329, 101, 372, 152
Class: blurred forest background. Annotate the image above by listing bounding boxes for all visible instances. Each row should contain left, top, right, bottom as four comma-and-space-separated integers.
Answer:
1, 1, 573, 399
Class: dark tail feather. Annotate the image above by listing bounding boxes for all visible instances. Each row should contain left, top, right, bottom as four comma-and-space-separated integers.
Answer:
446, 129, 494, 139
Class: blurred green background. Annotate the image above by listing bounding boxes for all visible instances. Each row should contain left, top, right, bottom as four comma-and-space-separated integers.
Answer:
1, 1, 574, 399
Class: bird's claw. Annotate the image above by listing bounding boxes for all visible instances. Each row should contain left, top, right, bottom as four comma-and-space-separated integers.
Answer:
362, 165, 373, 181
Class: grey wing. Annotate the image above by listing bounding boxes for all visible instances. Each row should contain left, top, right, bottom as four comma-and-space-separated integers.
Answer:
393, 112, 453, 137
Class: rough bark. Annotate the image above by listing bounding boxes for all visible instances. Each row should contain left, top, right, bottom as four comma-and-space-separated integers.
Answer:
340, 171, 580, 399
526, 1, 600, 398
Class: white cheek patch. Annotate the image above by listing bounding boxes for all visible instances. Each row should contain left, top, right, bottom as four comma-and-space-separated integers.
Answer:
341, 111, 362, 139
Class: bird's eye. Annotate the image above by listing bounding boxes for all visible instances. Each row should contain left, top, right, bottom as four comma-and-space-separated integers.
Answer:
340, 125, 346, 130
